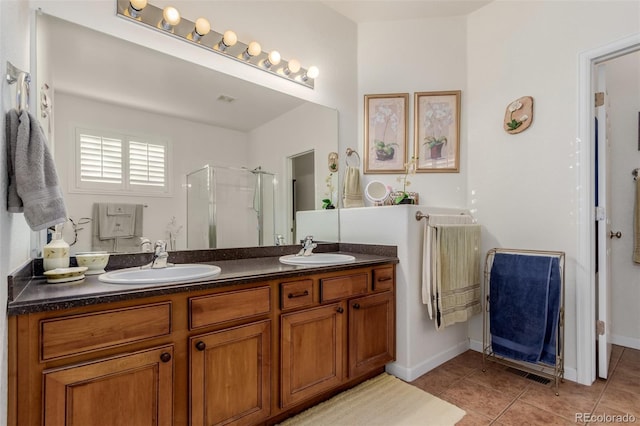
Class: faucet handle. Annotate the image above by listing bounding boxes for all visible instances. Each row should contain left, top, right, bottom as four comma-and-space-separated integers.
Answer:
154, 240, 168, 253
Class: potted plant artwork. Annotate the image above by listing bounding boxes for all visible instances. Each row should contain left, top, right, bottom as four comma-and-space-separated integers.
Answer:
421, 101, 454, 160
364, 93, 408, 174
372, 105, 400, 161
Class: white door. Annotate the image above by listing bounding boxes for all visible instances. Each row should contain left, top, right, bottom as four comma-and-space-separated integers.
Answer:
596, 64, 612, 379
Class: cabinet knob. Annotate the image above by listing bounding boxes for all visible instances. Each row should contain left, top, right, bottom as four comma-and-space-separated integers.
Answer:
160, 352, 172, 363
336, 307, 344, 314
353, 303, 360, 310
195, 341, 206, 351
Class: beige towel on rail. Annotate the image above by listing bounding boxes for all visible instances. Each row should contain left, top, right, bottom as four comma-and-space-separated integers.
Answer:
342, 166, 364, 208
635, 179, 640, 264
433, 224, 482, 330
92, 203, 144, 252
421, 214, 474, 319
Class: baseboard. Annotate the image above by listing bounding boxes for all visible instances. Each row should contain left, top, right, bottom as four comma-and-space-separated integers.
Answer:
611, 334, 640, 350
386, 340, 470, 382
468, 339, 578, 383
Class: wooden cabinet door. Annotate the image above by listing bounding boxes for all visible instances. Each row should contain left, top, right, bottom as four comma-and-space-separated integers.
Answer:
43, 345, 174, 426
348, 292, 395, 378
190, 320, 271, 426
280, 302, 345, 408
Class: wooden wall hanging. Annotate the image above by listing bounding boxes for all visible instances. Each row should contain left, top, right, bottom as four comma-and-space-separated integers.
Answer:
504, 96, 533, 134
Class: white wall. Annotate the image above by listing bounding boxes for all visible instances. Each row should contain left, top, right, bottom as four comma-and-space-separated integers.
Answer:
248, 103, 338, 243
465, 1, 640, 380
607, 51, 640, 349
1, 0, 36, 423
357, 17, 468, 208
54, 93, 249, 252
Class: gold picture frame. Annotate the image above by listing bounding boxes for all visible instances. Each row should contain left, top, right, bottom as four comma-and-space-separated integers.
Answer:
364, 93, 409, 174
414, 91, 461, 173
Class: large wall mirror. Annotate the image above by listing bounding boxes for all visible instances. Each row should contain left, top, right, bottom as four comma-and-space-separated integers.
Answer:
36, 13, 339, 254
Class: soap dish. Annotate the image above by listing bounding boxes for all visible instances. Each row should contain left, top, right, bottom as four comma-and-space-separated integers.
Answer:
43, 266, 88, 284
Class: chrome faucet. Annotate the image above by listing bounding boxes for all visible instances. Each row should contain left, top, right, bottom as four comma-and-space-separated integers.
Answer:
143, 240, 171, 269
297, 235, 317, 256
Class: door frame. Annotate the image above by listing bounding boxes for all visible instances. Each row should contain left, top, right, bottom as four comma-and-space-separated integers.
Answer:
576, 33, 640, 385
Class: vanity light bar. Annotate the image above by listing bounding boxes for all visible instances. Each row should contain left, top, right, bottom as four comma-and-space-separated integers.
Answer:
116, 0, 317, 89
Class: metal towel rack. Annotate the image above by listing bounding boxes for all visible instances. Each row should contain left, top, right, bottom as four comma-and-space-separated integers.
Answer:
482, 248, 565, 396
6, 61, 30, 112
345, 148, 360, 167
415, 210, 470, 222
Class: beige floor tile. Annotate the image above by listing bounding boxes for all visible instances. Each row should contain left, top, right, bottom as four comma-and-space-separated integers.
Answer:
589, 401, 639, 425
465, 366, 531, 397
439, 355, 483, 378
440, 378, 517, 418
495, 400, 579, 425
518, 379, 604, 422
607, 368, 640, 394
410, 368, 463, 396
596, 386, 640, 418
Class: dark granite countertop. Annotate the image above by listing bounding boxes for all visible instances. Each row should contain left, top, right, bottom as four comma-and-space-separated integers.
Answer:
7, 243, 398, 316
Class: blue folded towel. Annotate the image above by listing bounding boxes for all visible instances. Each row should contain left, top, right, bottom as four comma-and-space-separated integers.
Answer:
540, 257, 561, 366
490, 253, 560, 364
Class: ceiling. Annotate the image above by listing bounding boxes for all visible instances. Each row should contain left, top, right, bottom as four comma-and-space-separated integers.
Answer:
321, 0, 493, 23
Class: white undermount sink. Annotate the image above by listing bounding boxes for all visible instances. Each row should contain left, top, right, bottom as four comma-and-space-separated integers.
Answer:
279, 253, 356, 266
98, 264, 221, 284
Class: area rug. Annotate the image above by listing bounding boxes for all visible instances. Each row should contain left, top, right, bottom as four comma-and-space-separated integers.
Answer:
279, 373, 466, 426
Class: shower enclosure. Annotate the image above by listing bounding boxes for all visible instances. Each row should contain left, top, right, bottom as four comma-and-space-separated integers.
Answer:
186, 165, 277, 249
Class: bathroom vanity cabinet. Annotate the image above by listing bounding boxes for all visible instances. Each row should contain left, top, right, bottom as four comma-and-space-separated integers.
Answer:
8, 261, 396, 426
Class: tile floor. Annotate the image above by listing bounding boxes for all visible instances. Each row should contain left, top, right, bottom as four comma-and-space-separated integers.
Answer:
410, 345, 640, 425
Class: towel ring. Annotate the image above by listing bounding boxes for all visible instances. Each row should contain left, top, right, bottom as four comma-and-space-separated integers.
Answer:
346, 148, 360, 167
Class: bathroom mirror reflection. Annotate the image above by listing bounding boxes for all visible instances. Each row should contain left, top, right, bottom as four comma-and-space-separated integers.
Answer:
35, 13, 339, 254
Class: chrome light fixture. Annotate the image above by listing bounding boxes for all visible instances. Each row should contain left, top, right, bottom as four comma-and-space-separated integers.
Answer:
117, 0, 319, 89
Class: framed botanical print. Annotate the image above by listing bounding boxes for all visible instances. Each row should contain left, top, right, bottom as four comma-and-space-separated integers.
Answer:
414, 91, 461, 172
364, 93, 409, 174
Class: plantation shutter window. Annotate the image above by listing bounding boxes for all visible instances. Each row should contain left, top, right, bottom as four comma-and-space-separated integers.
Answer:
73, 127, 170, 196
129, 141, 166, 187
79, 133, 123, 184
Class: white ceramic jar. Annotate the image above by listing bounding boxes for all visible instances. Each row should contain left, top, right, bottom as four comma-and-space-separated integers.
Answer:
43, 232, 70, 272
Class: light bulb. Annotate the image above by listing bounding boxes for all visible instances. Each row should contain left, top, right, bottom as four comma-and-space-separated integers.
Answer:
245, 41, 262, 58
194, 18, 210, 36
264, 50, 281, 68
218, 30, 237, 51
161, 6, 180, 30
304, 65, 320, 80
285, 59, 301, 75
128, 0, 147, 18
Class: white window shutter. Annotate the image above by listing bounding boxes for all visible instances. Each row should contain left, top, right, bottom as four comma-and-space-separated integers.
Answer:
129, 141, 166, 187
79, 133, 123, 184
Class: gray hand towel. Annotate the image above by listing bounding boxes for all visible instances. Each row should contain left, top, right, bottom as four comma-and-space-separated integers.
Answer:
6, 109, 23, 211
6, 110, 67, 230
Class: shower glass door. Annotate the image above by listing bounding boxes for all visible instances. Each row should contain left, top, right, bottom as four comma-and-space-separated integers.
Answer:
186, 165, 277, 249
